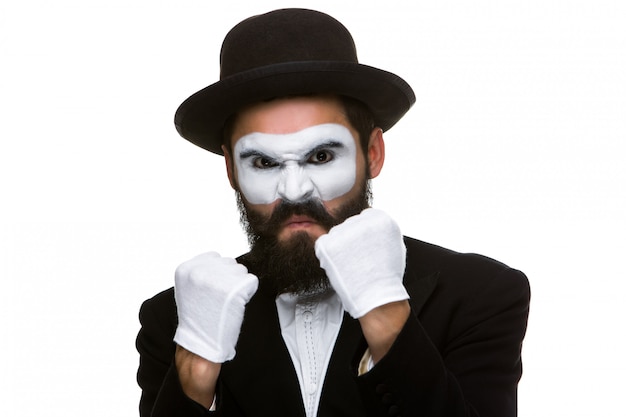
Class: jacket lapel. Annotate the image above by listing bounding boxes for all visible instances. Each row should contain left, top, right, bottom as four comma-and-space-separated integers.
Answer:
317, 313, 366, 416
318, 257, 440, 416
406, 270, 439, 316
221, 283, 306, 416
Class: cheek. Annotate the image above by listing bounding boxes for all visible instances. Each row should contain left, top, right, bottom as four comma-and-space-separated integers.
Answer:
235, 165, 281, 205
307, 160, 356, 201
244, 199, 277, 222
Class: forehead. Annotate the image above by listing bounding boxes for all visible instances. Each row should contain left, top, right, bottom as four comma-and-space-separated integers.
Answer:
229, 95, 355, 145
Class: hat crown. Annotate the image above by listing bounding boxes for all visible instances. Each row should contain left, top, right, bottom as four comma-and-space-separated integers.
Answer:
175, 8, 415, 155
220, 9, 358, 79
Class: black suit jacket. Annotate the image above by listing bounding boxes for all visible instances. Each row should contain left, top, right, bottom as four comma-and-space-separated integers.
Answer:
136, 237, 530, 417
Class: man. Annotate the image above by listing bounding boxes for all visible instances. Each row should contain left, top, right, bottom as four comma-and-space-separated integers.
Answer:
136, 8, 530, 417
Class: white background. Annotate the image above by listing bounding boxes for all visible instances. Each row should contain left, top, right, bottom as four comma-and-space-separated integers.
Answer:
1, 1, 624, 416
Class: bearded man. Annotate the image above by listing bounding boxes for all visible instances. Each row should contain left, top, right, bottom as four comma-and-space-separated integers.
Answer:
136, 9, 530, 417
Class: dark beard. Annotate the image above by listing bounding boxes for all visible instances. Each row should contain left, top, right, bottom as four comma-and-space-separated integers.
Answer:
237, 182, 372, 296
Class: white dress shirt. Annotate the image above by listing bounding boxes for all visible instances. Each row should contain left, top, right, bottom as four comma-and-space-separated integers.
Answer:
276, 290, 344, 417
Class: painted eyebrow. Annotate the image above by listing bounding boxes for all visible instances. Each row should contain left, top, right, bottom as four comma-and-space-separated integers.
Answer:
238, 141, 346, 160
304, 141, 346, 157
238, 149, 273, 160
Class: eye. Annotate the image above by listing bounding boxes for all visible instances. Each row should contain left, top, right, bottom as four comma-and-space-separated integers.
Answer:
308, 150, 334, 164
253, 157, 279, 169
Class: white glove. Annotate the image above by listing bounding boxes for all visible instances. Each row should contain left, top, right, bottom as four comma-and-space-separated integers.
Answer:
173, 252, 259, 363
315, 208, 409, 318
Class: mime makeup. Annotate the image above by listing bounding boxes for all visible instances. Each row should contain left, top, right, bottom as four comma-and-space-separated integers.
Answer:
234, 123, 358, 205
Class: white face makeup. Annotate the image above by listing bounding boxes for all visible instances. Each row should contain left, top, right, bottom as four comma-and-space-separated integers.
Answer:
233, 123, 358, 205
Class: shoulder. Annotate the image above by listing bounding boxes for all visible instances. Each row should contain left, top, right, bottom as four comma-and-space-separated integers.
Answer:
403, 236, 530, 321
138, 287, 177, 332
401, 237, 530, 356
403, 236, 528, 289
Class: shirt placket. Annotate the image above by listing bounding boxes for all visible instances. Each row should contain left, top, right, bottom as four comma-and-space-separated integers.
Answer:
296, 301, 320, 417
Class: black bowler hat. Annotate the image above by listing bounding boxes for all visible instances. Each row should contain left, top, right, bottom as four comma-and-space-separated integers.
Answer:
174, 8, 415, 155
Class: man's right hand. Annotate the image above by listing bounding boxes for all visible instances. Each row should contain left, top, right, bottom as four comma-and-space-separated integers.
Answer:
172, 252, 258, 408
173, 252, 259, 363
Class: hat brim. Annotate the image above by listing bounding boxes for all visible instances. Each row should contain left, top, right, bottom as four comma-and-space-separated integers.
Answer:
174, 61, 415, 155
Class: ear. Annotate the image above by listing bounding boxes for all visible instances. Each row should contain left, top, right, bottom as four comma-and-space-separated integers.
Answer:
222, 145, 237, 190
367, 128, 385, 179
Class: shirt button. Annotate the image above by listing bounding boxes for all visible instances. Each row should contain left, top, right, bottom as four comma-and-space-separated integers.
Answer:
388, 405, 400, 416
303, 310, 313, 323
308, 382, 317, 394
376, 384, 388, 394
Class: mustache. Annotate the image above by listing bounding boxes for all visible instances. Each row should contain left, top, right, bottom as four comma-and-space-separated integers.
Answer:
270, 200, 336, 228
245, 198, 338, 239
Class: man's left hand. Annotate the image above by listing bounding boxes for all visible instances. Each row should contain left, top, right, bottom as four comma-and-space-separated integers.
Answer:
315, 208, 411, 363
315, 208, 409, 318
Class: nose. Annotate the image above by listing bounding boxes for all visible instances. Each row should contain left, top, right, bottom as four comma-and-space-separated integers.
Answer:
277, 163, 315, 203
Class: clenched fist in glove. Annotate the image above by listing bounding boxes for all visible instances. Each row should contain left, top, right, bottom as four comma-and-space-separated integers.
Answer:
315, 208, 409, 319
173, 252, 259, 363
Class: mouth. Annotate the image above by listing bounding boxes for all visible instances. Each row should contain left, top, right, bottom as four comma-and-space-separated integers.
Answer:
282, 215, 318, 230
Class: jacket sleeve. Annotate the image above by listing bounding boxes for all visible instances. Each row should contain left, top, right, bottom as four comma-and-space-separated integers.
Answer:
353, 266, 530, 417
136, 292, 211, 417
